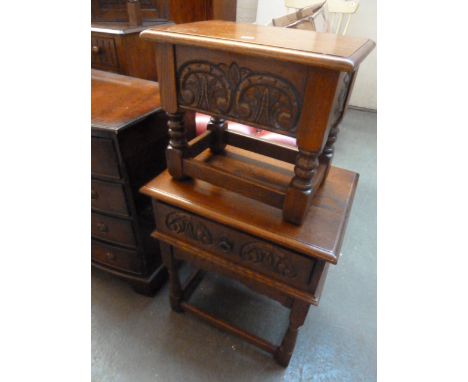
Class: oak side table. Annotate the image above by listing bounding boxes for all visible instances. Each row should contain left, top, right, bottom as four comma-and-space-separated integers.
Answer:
141, 148, 358, 366
141, 20, 373, 224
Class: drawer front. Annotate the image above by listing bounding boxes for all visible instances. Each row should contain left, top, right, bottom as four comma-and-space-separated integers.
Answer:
91, 137, 121, 179
156, 203, 315, 290
92, 240, 143, 274
91, 212, 136, 247
91, 35, 119, 69
91, 179, 129, 216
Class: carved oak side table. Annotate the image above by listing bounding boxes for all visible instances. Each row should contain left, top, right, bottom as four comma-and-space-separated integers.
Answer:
141, 149, 359, 366
141, 20, 374, 224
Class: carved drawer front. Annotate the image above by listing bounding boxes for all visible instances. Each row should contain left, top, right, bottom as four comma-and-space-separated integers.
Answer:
91, 179, 129, 216
156, 203, 316, 290
92, 240, 143, 274
91, 35, 119, 69
91, 212, 136, 247
91, 137, 121, 179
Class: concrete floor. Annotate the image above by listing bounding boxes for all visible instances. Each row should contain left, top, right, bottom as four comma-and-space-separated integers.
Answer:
92, 109, 377, 382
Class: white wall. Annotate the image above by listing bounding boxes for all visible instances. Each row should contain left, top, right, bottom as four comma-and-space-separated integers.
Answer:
237, 0, 259, 23
345, 0, 376, 109
238, 0, 377, 110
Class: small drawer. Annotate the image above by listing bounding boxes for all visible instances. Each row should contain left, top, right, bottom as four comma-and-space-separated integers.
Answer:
92, 240, 143, 274
156, 203, 316, 290
91, 137, 121, 179
91, 179, 129, 216
92, 212, 136, 247
91, 35, 119, 69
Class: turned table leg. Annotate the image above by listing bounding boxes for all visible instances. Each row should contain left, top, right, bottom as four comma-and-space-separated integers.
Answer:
166, 111, 189, 180
207, 116, 227, 154
274, 299, 310, 367
283, 150, 319, 225
160, 243, 183, 313
320, 123, 339, 180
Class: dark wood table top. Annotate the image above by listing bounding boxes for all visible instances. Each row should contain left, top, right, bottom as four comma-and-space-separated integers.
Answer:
141, 146, 359, 264
141, 20, 375, 71
91, 69, 162, 131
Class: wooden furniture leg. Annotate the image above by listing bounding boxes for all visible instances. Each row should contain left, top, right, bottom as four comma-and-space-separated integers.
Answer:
160, 243, 184, 312
207, 116, 227, 154
274, 299, 310, 367
283, 150, 320, 225
166, 111, 189, 180
321, 124, 339, 179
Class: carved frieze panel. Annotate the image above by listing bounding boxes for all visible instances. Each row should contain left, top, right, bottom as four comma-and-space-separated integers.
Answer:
177, 61, 302, 134
239, 242, 298, 279
330, 72, 351, 126
165, 212, 213, 245
158, 204, 315, 288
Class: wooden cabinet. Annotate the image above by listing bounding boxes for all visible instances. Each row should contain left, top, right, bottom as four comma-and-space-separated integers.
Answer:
91, 25, 162, 81
91, 0, 235, 81
91, 69, 169, 295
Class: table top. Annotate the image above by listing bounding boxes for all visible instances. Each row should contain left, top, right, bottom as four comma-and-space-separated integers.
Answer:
141, 146, 359, 264
140, 20, 375, 71
91, 69, 162, 131
91, 21, 171, 35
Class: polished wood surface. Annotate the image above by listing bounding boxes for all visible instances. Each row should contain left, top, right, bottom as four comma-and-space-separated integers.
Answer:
92, 69, 161, 130
141, 20, 375, 71
141, 151, 358, 264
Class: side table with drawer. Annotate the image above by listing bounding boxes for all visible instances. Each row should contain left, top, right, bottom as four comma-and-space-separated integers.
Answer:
141, 147, 359, 365
92, 69, 182, 295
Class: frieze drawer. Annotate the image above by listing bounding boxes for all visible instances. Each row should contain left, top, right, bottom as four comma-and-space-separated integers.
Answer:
92, 239, 143, 275
91, 179, 129, 216
91, 212, 136, 247
91, 35, 119, 70
155, 203, 316, 290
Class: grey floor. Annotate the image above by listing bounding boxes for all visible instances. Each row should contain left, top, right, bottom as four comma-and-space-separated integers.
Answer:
92, 109, 377, 382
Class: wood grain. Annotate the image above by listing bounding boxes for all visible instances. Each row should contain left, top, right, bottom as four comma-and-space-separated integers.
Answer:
141, 20, 375, 71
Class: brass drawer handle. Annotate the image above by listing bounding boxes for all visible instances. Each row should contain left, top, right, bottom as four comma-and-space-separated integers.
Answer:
91, 189, 98, 200
92, 45, 101, 54
97, 223, 108, 233
105, 251, 116, 261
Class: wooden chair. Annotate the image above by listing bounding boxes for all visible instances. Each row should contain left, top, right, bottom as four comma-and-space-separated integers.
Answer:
284, 0, 360, 35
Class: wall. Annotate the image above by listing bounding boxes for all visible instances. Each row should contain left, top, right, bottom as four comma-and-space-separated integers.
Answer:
236, 0, 259, 23
238, 0, 377, 110
344, 0, 376, 109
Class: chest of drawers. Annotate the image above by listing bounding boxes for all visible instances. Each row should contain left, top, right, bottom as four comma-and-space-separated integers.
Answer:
91, 69, 171, 295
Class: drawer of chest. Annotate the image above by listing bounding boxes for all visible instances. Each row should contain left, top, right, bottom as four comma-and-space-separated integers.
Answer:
156, 203, 316, 290
92, 240, 143, 275
91, 212, 136, 247
91, 35, 119, 70
91, 137, 121, 180
91, 179, 129, 216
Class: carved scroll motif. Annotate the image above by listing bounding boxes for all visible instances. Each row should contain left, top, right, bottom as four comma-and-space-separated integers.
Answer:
165, 212, 213, 245
177, 61, 301, 133
239, 242, 298, 279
